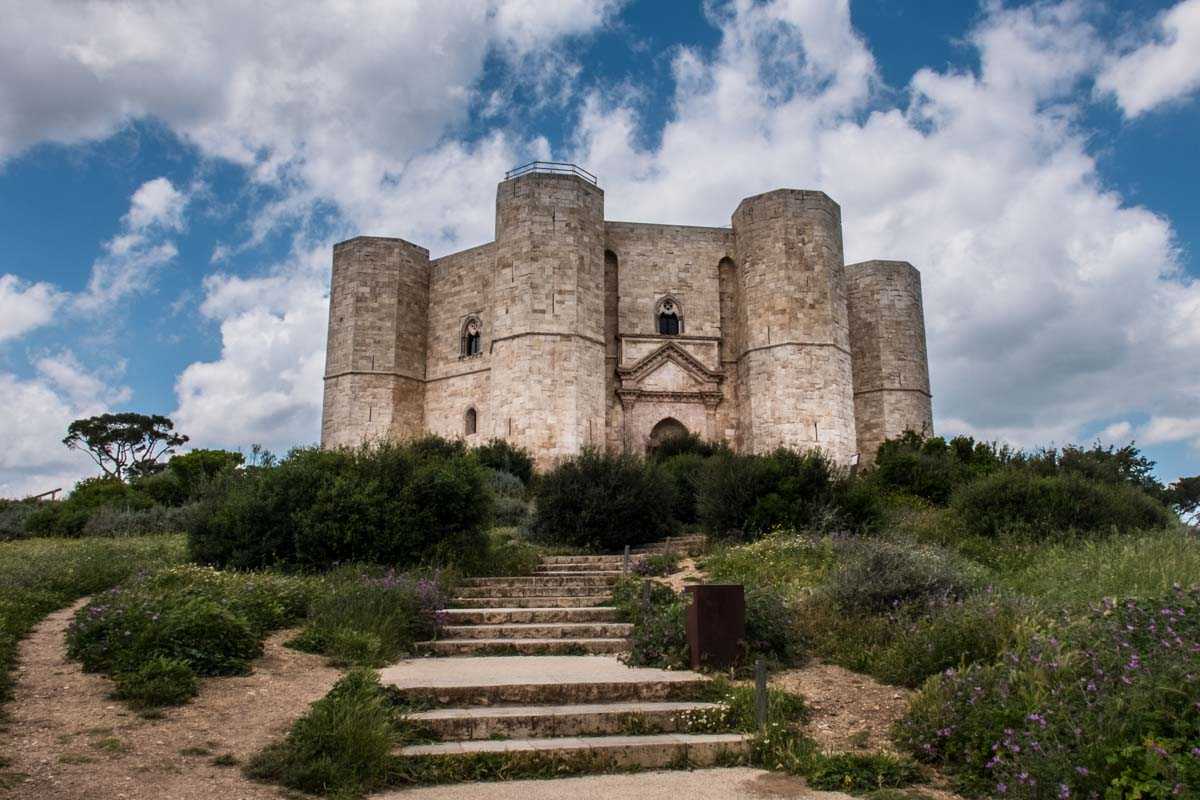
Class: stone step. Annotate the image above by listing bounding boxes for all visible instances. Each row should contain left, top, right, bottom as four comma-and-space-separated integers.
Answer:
448, 595, 612, 609
381, 656, 711, 706
440, 607, 619, 625
532, 568, 625, 576
407, 700, 723, 741
416, 638, 629, 657
460, 575, 618, 587
440, 622, 633, 640
454, 585, 615, 599
540, 555, 626, 565
396, 732, 751, 769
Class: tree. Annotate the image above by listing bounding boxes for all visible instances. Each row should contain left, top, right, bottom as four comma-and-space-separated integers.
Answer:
1167, 476, 1200, 527
64, 413, 189, 480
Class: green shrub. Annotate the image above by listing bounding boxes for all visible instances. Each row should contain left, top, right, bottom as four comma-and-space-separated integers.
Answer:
163, 448, 244, 503
633, 552, 680, 577
492, 495, 531, 527
473, 528, 541, 577
66, 565, 310, 689
291, 567, 447, 667
0, 500, 39, 540
825, 540, 977, 615
612, 577, 689, 669
896, 587, 1200, 798
805, 751, 923, 793
648, 431, 721, 461
474, 439, 534, 486
871, 432, 1008, 505
950, 468, 1172, 539
531, 449, 676, 551
112, 656, 198, 708
246, 669, 395, 797
744, 586, 805, 666
188, 438, 492, 570
80, 504, 198, 537
870, 595, 1025, 688
23, 476, 154, 537
702, 532, 839, 597
697, 449, 882, 539
485, 469, 525, 498
0, 535, 186, 709
659, 453, 706, 524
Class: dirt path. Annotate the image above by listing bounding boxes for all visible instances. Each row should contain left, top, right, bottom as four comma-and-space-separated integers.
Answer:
3, 599, 341, 800
771, 663, 912, 755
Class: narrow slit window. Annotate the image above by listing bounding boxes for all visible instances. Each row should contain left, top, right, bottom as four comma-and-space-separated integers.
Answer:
465, 407, 477, 435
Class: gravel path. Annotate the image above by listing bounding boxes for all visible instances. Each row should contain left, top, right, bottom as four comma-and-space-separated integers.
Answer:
3, 598, 340, 800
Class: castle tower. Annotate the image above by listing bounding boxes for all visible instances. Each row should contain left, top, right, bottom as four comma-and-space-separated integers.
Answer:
321, 236, 430, 449
730, 190, 857, 462
846, 260, 933, 466
488, 169, 607, 466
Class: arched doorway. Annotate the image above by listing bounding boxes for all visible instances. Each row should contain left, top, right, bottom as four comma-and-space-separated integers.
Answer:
647, 417, 688, 452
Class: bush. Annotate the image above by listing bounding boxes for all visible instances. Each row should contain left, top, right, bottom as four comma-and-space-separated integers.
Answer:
633, 552, 680, 577
23, 476, 153, 537
744, 586, 805, 666
0, 500, 39, 540
647, 431, 721, 461
80, 504, 198, 537
484, 469, 525, 498
825, 540, 977, 615
0, 535, 186, 706
950, 468, 1172, 539
871, 432, 1008, 505
697, 449, 882, 539
66, 565, 310, 685
474, 439, 534, 486
246, 668, 395, 797
702, 532, 839, 596
870, 595, 1024, 688
113, 656, 198, 708
896, 587, 1200, 799
531, 449, 676, 551
660, 453, 706, 525
188, 438, 492, 570
473, 527, 541, 577
613, 577, 690, 669
290, 567, 447, 667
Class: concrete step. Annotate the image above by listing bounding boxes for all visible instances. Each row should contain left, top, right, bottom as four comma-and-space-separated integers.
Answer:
460, 575, 618, 588
416, 638, 630, 657
448, 595, 612, 608
540, 555, 626, 565
407, 700, 723, 740
381, 655, 711, 706
396, 732, 751, 769
440, 607, 619, 625
440, 622, 633, 640
532, 568, 625, 576
454, 585, 615, 599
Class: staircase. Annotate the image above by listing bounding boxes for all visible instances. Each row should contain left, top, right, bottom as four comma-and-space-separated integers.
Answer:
417, 554, 630, 656
390, 541, 752, 774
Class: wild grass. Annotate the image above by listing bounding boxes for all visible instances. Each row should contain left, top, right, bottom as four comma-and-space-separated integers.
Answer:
997, 526, 1200, 609
0, 534, 185, 713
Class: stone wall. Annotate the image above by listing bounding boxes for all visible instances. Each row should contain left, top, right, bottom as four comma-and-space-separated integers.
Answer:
846, 260, 933, 466
425, 242, 495, 443
320, 175, 933, 471
321, 236, 429, 448
489, 173, 607, 467
730, 190, 857, 462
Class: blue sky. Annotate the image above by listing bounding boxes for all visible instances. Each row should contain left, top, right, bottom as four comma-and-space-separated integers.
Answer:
1, 0, 1198, 495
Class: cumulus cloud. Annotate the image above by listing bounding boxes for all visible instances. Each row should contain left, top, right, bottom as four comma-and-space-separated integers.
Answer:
569, 0, 1200, 451
0, 275, 65, 343
74, 177, 188, 312
0, 352, 130, 497
1096, 0, 1200, 117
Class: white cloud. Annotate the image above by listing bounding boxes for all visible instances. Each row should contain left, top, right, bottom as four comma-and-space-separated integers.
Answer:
1097, 0, 1200, 117
1141, 416, 1200, 447
0, 352, 130, 497
568, 0, 1200, 452
74, 177, 188, 312
0, 275, 65, 343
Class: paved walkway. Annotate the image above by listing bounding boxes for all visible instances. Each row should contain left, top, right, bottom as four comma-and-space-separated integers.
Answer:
376, 767, 853, 799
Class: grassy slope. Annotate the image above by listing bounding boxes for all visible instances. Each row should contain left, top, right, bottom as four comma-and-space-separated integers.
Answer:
0, 534, 186, 713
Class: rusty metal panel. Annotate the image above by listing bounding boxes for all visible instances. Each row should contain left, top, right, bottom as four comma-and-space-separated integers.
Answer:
685, 584, 745, 670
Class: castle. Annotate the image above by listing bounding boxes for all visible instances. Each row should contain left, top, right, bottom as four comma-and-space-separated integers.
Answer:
321, 163, 933, 468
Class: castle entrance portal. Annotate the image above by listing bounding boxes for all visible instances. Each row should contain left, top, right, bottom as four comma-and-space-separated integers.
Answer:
647, 417, 688, 453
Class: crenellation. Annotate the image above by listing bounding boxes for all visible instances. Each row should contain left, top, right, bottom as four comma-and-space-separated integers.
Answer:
321, 169, 933, 469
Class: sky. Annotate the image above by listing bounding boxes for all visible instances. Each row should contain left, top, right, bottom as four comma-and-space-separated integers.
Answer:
1, 0, 1198, 496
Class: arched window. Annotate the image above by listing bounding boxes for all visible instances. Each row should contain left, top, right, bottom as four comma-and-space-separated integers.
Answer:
464, 407, 477, 435
460, 316, 482, 358
656, 297, 682, 335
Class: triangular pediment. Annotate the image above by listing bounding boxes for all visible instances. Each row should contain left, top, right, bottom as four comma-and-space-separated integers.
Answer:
617, 342, 724, 394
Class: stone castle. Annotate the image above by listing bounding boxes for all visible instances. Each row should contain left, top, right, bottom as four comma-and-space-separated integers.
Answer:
321, 163, 932, 468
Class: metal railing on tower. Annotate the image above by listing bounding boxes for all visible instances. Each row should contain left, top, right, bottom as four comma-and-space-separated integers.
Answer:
504, 161, 598, 184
